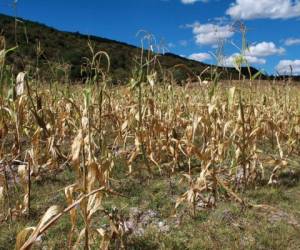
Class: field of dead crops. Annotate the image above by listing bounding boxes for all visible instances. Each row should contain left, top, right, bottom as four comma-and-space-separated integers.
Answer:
0, 73, 300, 249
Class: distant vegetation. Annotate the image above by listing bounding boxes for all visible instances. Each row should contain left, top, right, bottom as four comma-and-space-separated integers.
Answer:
0, 14, 265, 83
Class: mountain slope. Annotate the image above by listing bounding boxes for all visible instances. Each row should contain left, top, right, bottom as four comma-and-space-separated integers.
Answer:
0, 14, 262, 83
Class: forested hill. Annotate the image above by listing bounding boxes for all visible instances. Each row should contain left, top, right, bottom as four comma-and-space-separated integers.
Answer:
0, 13, 263, 83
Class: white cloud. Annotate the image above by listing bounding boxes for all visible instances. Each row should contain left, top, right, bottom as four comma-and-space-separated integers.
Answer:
189, 22, 234, 45
246, 42, 285, 57
244, 56, 266, 65
188, 52, 212, 61
221, 42, 282, 67
284, 38, 300, 46
223, 53, 266, 66
276, 60, 300, 74
226, 0, 300, 20
181, 0, 208, 4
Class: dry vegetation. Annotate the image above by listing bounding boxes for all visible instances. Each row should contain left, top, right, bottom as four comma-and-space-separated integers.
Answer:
0, 34, 300, 250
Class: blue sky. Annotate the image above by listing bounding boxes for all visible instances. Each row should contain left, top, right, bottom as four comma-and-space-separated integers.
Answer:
1, 0, 300, 75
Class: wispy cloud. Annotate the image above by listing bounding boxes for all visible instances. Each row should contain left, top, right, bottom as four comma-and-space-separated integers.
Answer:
181, 0, 208, 4
178, 40, 189, 47
168, 42, 176, 48
227, 0, 300, 20
284, 38, 300, 46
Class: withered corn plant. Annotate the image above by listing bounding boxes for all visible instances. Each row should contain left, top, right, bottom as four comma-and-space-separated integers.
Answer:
5, 45, 123, 249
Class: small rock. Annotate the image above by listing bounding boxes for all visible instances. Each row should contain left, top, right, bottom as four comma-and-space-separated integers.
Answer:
157, 221, 170, 232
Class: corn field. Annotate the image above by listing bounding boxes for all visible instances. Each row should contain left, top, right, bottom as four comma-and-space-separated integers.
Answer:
0, 39, 300, 249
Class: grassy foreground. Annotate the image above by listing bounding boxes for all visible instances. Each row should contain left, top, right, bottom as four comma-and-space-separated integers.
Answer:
0, 81, 300, 249
1, 163, 300, 250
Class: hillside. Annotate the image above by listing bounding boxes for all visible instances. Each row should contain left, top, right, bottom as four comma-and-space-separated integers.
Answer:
0, 14, 262, 83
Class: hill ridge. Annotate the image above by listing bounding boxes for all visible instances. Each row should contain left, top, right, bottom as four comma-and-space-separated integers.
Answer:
0, 13, 262, 82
